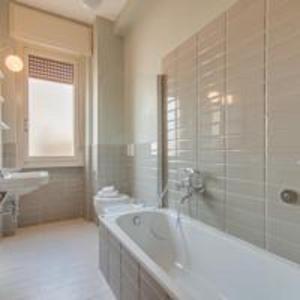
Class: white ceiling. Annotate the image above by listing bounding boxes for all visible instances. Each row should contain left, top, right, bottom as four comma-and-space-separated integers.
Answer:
16, 0, 128, 24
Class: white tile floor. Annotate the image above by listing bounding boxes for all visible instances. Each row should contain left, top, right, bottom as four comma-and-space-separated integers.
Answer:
0, 219, 115, 300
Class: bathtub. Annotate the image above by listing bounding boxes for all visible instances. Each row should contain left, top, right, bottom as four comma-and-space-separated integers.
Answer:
101, 208, 300, 300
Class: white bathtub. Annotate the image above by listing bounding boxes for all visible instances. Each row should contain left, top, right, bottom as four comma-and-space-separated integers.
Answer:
102, 208, 300, 300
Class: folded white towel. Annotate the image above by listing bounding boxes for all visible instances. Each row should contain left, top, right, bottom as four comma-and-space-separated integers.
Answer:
97, 190, 120, 198
94, 194, 130, 202
101, 186, 116, 193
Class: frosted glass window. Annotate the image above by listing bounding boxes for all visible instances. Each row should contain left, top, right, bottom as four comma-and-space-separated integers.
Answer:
28, 78, 75, 157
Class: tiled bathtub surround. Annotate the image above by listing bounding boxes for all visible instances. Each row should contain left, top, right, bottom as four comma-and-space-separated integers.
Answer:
163, 0, 300, 264
197, 15, 227, 231
129, 143, 158, 206
226, 0, 266, 247
267, 0, 300, 263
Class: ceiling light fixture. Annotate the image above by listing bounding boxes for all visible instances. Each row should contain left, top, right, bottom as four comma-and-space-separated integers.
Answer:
81, 0, 103, 10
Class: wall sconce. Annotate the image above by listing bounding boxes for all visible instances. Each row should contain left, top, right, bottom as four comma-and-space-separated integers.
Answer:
5, 54, 24, 73
0, 46, 24, 73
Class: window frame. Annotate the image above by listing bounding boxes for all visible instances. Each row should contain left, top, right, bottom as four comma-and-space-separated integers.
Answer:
22, 47, 84, 168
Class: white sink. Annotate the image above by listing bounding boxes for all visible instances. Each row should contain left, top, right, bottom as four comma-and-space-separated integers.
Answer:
0, 171, 49, 196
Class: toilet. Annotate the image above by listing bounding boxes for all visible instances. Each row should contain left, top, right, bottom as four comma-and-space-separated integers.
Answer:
93, 193, 131, 216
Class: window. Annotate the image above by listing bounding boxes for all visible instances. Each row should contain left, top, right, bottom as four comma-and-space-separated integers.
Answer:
28, 69, 75, 157
23, 50, 83, 167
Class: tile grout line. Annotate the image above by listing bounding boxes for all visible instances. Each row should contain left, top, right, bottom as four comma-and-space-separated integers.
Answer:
264, 0, 270, 251
195, 34, 200, 219
224, 11, 229, 233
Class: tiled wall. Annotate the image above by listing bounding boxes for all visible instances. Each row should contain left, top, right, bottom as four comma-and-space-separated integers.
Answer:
129, 143, 158, 206
2, 143, 17, 168
226, 0, 266, 247
197, 15, 227, 230
88, 144, 132, 220
90, 17, 129, 216
96, 145, 129, 192
19, 167, 85, 227
266, 0, 300, 263
96, 144, 130, 198
163, 0, 300, 264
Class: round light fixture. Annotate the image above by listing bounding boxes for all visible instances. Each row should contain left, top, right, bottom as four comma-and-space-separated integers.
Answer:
5, 55, 24, 73
81, 0, 103, 9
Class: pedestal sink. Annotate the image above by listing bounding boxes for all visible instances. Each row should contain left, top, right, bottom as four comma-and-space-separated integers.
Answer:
0, 171, 49, 196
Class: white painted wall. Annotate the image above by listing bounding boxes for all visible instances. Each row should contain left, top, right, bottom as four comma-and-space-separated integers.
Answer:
93, 17, 124, 146
119, 0, 238, 143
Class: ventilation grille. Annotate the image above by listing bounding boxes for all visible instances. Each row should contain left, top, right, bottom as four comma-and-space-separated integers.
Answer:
28, 55, 74, 84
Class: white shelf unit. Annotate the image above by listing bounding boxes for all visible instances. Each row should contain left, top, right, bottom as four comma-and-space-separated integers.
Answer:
0, 69, 9, 130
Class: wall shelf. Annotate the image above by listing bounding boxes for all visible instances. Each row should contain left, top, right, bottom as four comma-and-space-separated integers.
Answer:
0, 70, 8, 131
0, 70, 4, 80
0, 121, 9, 130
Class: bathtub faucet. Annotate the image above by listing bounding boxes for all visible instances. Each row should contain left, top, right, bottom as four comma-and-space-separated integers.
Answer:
176, 168, 205, 221
180, 186, 193, 205
157, 185, 168, 208
176, 186, 193, 222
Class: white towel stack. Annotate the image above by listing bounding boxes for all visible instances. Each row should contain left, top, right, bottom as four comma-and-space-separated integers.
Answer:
97, 186, 120, 198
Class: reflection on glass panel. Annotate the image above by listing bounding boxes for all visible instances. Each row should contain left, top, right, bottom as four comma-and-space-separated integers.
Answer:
28, 78, 75, 157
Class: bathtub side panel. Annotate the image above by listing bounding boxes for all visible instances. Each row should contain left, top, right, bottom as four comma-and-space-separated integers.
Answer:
108, 232, 121, 299
99, 221, 109, 281
121, 247, 140, 300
